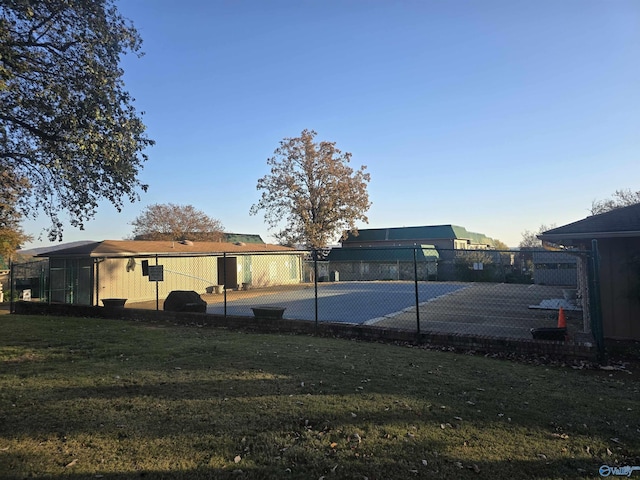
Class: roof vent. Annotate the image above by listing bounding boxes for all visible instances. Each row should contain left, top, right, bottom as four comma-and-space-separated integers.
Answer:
234, 241, 246, 246
179, 240, 194, 246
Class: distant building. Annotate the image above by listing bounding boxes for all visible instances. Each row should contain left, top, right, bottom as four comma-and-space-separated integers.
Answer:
531, 250, 577, 286
340, 225, 497, 250
327, 225, 503, 281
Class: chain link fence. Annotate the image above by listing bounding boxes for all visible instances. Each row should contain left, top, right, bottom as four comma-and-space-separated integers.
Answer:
9, 246, 603, 355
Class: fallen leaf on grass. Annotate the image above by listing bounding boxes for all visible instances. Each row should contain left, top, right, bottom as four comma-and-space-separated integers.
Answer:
330, 442, 338, 449
65, 459, 78, 468
234, 455, 241, 463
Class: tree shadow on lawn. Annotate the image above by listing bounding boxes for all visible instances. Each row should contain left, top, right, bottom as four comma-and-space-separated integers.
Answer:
1, 319, 637, 479
2, 367, 637, 465
0, 451, 610, 480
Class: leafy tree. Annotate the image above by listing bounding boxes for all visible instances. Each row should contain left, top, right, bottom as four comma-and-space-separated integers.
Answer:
130, 204, 224, 242
590, 189, 640, 215
519, 224, 556, 249
250, 129, 371, 249
0, 170, 31, 259
492, 239, 510, 251
0, 0, 153, 241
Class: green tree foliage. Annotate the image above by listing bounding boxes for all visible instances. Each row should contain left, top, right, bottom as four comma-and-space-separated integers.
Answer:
590, 189, 640, 215
130, 203, 225, 242
0, 0, 154, 241
250, 129, 371, 249
0, 170, 31, 259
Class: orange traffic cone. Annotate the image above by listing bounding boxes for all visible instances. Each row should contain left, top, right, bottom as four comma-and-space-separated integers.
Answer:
557, 307, 566, 328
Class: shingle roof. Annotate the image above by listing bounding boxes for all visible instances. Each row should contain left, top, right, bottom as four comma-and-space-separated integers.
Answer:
36, 240, 295, 258
539, 203, 640, 245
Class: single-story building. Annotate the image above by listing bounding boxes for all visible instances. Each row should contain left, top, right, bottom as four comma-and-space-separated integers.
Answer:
325, 245, 439, 281
35, 240, 304, 306
539, 203, 640, 340
531, 250, 578, 286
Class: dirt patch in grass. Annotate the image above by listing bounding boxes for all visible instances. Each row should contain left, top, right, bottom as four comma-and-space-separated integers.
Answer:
0, 315, 638, 479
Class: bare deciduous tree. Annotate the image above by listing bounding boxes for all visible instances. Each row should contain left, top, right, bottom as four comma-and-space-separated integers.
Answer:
250, 129, 371, 249
130, 204, 224, 242
519, 224, 556, 249
590, 189, 640, 215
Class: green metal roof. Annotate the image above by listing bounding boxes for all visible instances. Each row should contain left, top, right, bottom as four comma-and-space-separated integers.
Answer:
344, 225, 495, 245
223, 233, 265, 244
326, 245, 439, 262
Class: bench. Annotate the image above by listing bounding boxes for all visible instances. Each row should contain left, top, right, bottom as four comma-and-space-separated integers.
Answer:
251, 306, 286, 320
530, 327, 567, 341
102, 298, 127, 308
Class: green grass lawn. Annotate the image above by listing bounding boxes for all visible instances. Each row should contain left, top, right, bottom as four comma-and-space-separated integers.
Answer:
0, 314, 638, 479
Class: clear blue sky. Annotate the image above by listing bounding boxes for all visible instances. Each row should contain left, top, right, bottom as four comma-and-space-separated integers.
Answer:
23, 0, 640, 248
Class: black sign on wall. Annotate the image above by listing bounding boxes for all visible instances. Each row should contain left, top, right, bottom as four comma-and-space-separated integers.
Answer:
148, 265, 164, 282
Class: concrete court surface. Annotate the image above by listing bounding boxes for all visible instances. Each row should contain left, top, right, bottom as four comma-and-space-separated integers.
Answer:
204, 282, 584, 340
371, 283, 585, 339
206, 281, 467, 324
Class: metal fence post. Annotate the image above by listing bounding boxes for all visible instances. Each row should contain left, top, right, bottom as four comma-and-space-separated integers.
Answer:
589, 240, 606, 363
223, 253, 227, 318
314, 250, 319, 327
414, 248, 420, 333
9, 260, 14, 314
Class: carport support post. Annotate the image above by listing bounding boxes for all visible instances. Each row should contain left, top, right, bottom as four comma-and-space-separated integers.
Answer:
155, 254, 159, 311
414, 248, 420, 333
95, 258, 99, 307
589, 240, 606, 364
9, 260, 14, 314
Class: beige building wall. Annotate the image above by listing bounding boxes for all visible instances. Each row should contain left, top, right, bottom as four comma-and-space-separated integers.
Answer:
96, 254, 302, 303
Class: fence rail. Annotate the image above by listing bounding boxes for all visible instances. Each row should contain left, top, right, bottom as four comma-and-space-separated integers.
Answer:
9, 246, 603, 358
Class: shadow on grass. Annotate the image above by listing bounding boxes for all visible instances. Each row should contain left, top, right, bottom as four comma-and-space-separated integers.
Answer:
1, 316, 637, 480
0, 455, 608, 479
